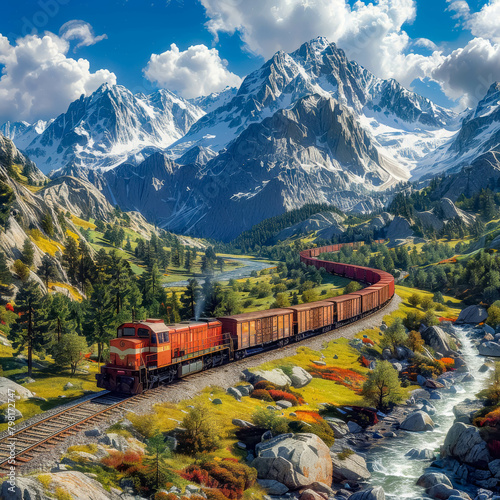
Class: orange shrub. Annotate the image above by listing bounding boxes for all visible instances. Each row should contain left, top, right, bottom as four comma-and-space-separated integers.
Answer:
101, 450, 124, 469
362, 338, 374, 345
309, 365, 367, 392
250, 389, 273, 402
267, 390, 298, 406
293, 410, 322, 423
477, 407, 500, 428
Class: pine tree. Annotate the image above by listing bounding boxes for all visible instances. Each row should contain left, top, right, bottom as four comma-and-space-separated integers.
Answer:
47, 293, 73, 342
141, 262, 162, 307
0, 180, 15, 229
9, 280, 46, 377
128, 281, 143, 322
0, 251, 12, 291
83, 285, 115, 364
63, 237, 79, 283
182, 278, 200, 318
107, 251, 132, 314
21, 238, 34, 267
37, 254, 57, 291
41, 211, 55, 238
144, 431, 172, 492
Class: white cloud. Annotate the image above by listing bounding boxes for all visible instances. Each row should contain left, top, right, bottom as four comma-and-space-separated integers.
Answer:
59, 20, 108, 51
466, 0, 500, 43
199, 0, 417, 80
430, 37, 500, 108
143, 43, 242, 98
446, 0, 471, 20
0, 32, 116, 123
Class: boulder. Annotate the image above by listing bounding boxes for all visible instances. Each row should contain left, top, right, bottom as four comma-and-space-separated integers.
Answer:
252, 433, 332, 489
212, 398, 222, 405
427, 484, 470, 500
2, 471, 121, 500
276, 400, 293, 409
64, 382, 74, 390
290, 367, 313, 388
400, 411, 435, 432
426, 380, 445, 389
478, 342, 500, 357
237, 384, 254, 396
348, 486, 385, 500
331, 451, 371, 483
243, 368, 292, 387
421, 326, 454, 356
457, 305, 488, 324
325, 418, 350, 439
484, 324, 495, 335
347, 421, 363, 434
299, 489, 325, 500
417, 472, 453, 489
417, 375, 428, 386
0, 376, 34, 404
232, 419, 255, 429
0, 407, 22, 423
443, 422, 490, 468
430, 392, 443, 400
257, 480, 289, 496
227, 387, 242, 400
406, 449, 435, 460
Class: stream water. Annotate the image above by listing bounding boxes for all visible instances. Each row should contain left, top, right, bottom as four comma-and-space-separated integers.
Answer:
364, 325, 489, 499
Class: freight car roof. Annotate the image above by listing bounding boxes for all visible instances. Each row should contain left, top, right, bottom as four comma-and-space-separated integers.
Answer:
219, 309, 293, 322
285, 301, 335, 311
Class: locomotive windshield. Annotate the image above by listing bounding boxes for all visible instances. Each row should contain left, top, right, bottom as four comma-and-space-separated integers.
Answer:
121, 327, 135, 337
138, 328, 149, 338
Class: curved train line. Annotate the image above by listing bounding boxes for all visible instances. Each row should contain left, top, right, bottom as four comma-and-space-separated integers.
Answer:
0, 241, 394, 471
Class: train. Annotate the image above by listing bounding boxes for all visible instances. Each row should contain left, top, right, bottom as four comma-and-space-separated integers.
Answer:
96, 241, 395, 395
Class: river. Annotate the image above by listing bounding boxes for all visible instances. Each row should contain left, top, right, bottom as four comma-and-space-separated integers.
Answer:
364, 324, 489, 499
163, 258, 274, 288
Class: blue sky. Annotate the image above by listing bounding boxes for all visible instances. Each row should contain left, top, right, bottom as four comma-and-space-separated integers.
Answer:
1, 0, 499, 122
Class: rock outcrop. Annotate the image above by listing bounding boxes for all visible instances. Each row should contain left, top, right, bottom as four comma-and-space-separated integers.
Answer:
400, 411, 435, 432
252, 433, 332, 489
443, 422, 490, 469
330, 451, 371, 483
456, 306, 488, 325
289, 367, 313, 388
421, 326, 455, 356
242, 368, 292, 387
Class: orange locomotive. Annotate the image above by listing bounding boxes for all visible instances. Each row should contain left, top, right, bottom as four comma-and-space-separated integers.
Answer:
96, 241, 395, 394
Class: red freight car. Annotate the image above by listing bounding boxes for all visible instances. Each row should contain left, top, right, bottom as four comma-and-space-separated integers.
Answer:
286, 301, 336, 335
327, 294, 362, 322
218, 309, 294, 352
353, 288, 380, 313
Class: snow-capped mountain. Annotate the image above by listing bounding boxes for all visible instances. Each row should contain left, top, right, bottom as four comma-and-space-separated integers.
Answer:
0, 120, 49, 150
188, 87, 238, 114
10, 36, 500, 241
20, 83, 205, 173
170, 37, 457, 173
413, 82, 500, 179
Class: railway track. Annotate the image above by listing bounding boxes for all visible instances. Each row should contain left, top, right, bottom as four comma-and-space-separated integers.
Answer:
0, 389, 165, 472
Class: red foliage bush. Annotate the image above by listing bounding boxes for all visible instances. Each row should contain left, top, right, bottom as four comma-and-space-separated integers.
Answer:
5, 303, 14, 312
101, 450, 124, 469
250, 389, 273, 402
309, 365, 367, 392
182, 460, 256, 500
476, 407, 500, 428
267, 390, 298, 405
360, 356, 371, 368
362, 338, 374, 345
